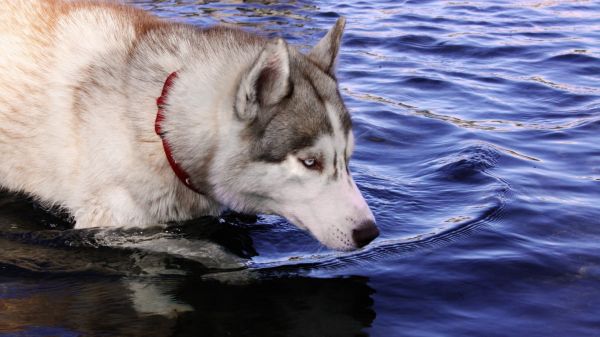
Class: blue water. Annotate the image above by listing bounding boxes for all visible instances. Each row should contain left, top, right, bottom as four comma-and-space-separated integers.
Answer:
1, 1, 600, 336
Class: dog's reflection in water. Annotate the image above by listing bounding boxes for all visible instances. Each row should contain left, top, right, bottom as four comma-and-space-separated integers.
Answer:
1, 273, 376, 337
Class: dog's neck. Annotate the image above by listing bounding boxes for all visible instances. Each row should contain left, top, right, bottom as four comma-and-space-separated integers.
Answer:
150, 46, 260, 199
155, 71, 203, 195
142, 40, 261, 200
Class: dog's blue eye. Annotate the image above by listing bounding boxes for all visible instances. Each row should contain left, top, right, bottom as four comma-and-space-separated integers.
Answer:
301, 158, 317, 169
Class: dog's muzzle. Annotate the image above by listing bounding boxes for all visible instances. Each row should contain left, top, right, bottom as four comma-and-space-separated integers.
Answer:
352, 220, 379, 248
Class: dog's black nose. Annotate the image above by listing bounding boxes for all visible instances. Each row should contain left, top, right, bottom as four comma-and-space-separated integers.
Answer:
352, 221, 379, 248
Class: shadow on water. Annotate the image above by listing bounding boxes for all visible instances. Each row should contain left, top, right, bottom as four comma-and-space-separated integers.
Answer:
0, 271, 375, 337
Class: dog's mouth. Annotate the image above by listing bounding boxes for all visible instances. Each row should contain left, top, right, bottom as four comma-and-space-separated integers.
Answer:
276, 208, 378, 251
284, 214, 307, 231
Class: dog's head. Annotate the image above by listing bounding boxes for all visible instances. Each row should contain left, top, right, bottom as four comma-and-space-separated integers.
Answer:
215, 18, 378, 251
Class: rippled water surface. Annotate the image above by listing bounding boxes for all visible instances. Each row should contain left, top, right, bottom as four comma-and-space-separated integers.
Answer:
2, 1, 600, 336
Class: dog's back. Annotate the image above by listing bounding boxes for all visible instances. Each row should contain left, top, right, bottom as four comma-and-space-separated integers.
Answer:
0, 1, 152, 203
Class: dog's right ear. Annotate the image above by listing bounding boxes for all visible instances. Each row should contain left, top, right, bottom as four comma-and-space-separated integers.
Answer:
235, 38, 291, 122
308, 17, 346, 76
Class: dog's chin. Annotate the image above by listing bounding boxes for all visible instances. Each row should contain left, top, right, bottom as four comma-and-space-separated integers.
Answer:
302, 226, 359, 252
275, 211, 361, 251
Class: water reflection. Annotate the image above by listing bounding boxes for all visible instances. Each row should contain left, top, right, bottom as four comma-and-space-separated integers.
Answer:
0, 273, 375, 337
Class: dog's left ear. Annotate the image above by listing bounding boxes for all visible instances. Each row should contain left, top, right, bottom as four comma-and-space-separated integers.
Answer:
235, 38, 291, 122
308, 17, 346, 75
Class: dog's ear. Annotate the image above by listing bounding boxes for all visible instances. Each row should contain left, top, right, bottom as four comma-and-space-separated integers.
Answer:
308, 17, 346, 75
235, 38, 291, 121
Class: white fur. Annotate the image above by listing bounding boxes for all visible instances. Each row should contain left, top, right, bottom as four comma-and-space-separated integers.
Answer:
0, 1, 377, 250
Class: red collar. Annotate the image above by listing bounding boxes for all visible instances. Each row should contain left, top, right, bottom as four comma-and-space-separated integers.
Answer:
154, 71, 203, 194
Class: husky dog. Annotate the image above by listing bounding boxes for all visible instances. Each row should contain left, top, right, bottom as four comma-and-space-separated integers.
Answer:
0, 0, 378, 250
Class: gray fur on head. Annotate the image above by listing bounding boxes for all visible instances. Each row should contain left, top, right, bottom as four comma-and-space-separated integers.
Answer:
235, 38, 291, 121
308, 17, 346, 75
236, 17, 351, 163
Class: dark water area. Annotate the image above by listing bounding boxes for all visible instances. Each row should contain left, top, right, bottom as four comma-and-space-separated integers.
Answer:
2, 1, 600, 336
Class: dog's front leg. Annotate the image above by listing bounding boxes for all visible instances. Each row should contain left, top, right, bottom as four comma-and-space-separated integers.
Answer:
74, 205, 115, 229
73, 187, 151, 229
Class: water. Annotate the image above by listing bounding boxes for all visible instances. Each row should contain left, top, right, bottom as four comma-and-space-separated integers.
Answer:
1, 1, 600, 336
